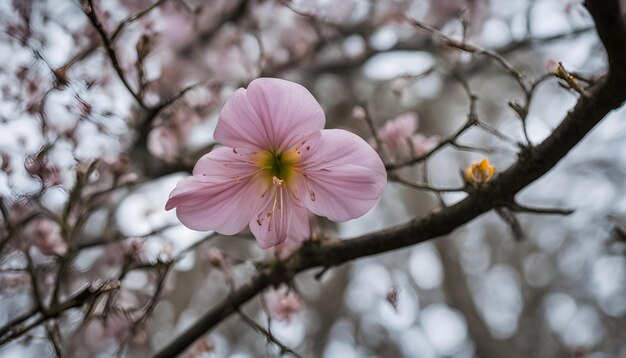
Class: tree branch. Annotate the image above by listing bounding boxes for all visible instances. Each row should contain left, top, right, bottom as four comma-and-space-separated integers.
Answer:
83, 0, 147, 108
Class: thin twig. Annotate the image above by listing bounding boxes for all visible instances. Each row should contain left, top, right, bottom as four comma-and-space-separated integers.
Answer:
237, 309, 303, 358
83, 0, 147, 108
110, 0, 170, 41
406, 16, 531, 95
45, 323, 64, 358
508, 202, 575, 215
389, 173, 465, 193
0, 280, 119, 345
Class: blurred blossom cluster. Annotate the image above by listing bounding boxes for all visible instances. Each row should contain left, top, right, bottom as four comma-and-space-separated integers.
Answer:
0, 0, 624, 357
374, 112, 439, 161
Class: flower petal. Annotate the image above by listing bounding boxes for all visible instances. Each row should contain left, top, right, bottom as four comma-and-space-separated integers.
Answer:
191, 146, 260, 180
165, 147, 267, 234
214, 88, 273, 150
296, 129, 387, 221
215, 78, 325, 152
249, 186, 310, 249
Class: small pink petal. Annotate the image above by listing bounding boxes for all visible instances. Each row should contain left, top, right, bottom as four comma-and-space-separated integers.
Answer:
411, 133, 439, 156
264, 287, 302, 322
165, 147, 268, 234
297, 129, 386, 222
215, 78, 325, 152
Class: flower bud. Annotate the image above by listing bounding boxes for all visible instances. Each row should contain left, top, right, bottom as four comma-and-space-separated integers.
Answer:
464, 159, 496, 187
206, 247, 225, 267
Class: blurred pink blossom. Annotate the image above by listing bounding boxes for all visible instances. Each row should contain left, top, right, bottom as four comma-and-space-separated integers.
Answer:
390, 77, 412, 96
24, 154, 63, 187
272, 237, 303, 260
166, 78, 386, 249
31, 218, 67, 257
184, 338, 215, 358
147, 126, 179, 163
351, 105, 366, 121
264, 287, 302, 322
84, 313, 132, 349
425, 0, 487, 38
206, 247, 225, 267
157, 6, 194, 51
376, 112, 439, 161
0, 272, 29, 293
377, 112, 418, 153
411, 133, 440, 157
545, 58, 559, 72
204, 28, 259, 83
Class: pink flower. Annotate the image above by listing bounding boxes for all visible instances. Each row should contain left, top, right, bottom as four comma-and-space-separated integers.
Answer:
28, 218, 67, 257
411, 133, 440, 157
377, 112, 419, 153
166, 78, 386, 248
148, 126, 179, 163
264, 287, 302, 322
377, 112, 439, 160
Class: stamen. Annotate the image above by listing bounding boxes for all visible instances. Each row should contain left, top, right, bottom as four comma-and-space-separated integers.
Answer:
295, 139, 307, 153
291, 168, 317, 202
301, 174, 316, 201
267, 184, 287, 233
272, 176, 284, 187
284, 182, 303, 205
269, 189, 279, 218
257, 210, 264, 226
260, 185, 270, 198
268, 197, 274, 232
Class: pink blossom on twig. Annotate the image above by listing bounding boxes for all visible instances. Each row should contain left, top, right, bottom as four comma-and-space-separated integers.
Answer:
376, 112, 439, 161
264, 287, 302, 323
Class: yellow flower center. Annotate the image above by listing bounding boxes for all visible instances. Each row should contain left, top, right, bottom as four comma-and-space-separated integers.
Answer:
255, 149, 300, 184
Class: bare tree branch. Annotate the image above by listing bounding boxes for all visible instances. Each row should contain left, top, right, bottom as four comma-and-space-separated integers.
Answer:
83, 0, 147, 108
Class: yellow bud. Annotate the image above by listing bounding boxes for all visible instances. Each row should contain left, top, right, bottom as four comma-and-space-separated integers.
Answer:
464, 158, 495, 187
